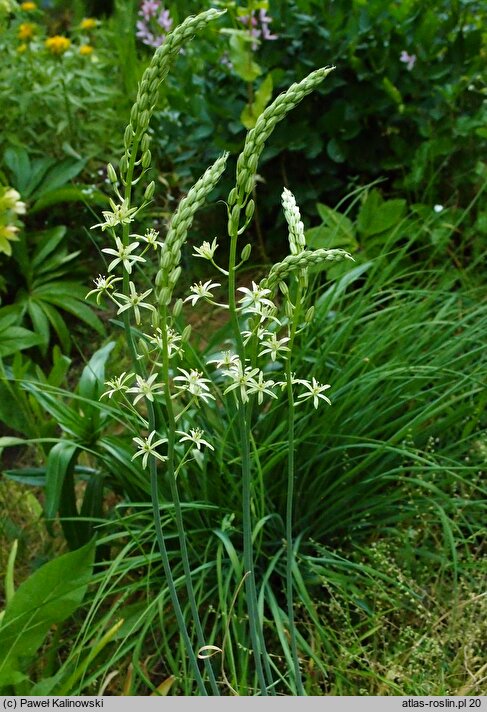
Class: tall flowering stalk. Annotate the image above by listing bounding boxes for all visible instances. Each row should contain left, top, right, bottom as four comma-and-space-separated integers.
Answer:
89, 9, 352, 695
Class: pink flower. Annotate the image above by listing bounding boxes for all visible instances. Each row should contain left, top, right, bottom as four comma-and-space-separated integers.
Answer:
140, 0, 160, 21
238, 9, 278, 49
157, 9, 172, 32
399, 50, 416, 71
259, 10, 278, 40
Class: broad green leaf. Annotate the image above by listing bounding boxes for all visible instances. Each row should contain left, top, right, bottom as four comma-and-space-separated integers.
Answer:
382, 77, 403, 107
0, 540, 95, 690
307, 224, 358, 250
31, 227, 67, 270
3, 147, 31, 195
241, 74, 273, 129
0, 309, 19, 331
307, 203, 357, 250
32, 292, 104, 335
22, 384, 84, 438
40, 302, 71, 353
358, 190, 407, 238
45, 441, 78, 522
27, 300, 50, 348
228, 33, 262, 82
0, 326, 43, 357
78, 342, 115, 403
31, 186, 108, 214
326, 138, 348, 163
47, 347, 71, 388
30, 159, 86, 200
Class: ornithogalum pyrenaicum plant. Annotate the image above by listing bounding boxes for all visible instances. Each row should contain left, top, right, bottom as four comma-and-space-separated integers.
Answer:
88, 9, 353, 696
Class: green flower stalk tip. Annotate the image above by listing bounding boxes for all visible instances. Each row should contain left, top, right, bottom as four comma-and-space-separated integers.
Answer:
232, 66, 336, 206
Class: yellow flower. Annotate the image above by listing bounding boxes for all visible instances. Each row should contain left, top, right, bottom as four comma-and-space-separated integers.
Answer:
17, 43, 28, 53
17, 22, 36, 41
80, 17, 96, 30
79, 44, 94, 56
45, 35, 71, 55
20, 1, 37, 9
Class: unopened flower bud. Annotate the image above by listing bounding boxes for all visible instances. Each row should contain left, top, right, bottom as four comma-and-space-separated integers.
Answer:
172, 298, 183, 318
158, 287, 171, 305
144, 181, 155, 201
141, 150, 152, 169
245, 199, 255, 220
139, 110, 150, 129
304, 306, 315, 323
240, 243, 252, 262
141, 133, 151, 151
244, 174, 254, 195
228, 187, 238, 207
107, 163, 118, 184
130, 105, 138, 125
228, 204, 241, 234
124, 125, 134, 149
278, 281, 289, 296
169, 266, 181, 286
160, 251, 172, 269
138, 338, 149, 358
285, 300, 294, 318
181, 324, 192, 342
119, 155, 128, 175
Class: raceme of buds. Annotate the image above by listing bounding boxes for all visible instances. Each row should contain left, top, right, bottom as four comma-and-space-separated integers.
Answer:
262, 248, 354, 291
233, 66, 335, 207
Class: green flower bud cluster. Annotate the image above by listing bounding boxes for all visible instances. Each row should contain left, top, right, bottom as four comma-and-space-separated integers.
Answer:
155, 152, 228, 305
230, 66, 335, 209
282, 187, 308, 287
282, 188, 305, 255
121, 9, 224, 177
261, 248, 353, 291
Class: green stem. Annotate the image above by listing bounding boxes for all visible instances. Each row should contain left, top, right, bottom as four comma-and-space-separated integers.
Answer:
120, 142, 208, 694
121, 135, 144, 374
147, 422, 208, 695
285, 285, 305, 695
161, 305, 220, 696
238, 404, 269, 696
228, 216, 272, 695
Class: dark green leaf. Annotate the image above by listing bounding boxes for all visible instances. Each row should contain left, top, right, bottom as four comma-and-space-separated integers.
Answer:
0, 326, 43, 357
30, 159, 86, 200
0, 540, 95, 690
31, 186, 108, 214
45, 441, 78, 521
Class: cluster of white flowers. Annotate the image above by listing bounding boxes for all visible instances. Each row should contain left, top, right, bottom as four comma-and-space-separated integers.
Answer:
91, 182, 337, 477
173, 368, 215, 404
207, 352, 331, 409
92, 198, 138, 232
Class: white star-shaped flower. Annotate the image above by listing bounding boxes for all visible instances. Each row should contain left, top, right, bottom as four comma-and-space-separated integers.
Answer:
102, 236, 145, 274
132, 431, 168, 469
114, 281, 154, 324
126, 373, 165, 405
184, 280, 221, 306
176, 428, 214, 451
237, 281, 275, 312
192, 237, 218, 260
296, 378, 331, 409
